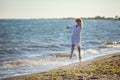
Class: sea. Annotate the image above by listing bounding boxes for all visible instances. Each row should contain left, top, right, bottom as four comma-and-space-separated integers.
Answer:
0, 19, 120, 79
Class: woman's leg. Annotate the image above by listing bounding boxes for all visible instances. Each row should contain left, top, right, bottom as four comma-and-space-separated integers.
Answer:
70, 44, 74, 59
78, 46, 81, 61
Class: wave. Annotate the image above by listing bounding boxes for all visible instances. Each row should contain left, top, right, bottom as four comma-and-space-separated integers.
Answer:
0, 49, 20, 54
46, 53, 75, 58
104, 41, 120, 45
1, 41, 120, 71
0, 44, 60, 54
0, 52, 78, 69
85, 49, 99, 54
98, 41, 120, 49
22, 44, 60, 50
1, 61, 26, 69
0, 57, 68, 69
1, 48, 120, 69
87, 40, 102, 44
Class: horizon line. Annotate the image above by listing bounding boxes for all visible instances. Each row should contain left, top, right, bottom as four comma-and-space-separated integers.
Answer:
0, 16, 118, 19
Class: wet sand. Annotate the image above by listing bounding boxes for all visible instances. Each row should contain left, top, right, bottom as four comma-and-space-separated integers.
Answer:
4, 53, 120, 80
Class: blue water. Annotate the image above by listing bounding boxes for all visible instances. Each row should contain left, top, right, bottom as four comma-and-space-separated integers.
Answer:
0, 19, 120, 79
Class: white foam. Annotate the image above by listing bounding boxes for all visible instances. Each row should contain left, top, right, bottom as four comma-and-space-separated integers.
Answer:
102, 44, 120, 48
86, 49, 99, 54
1, 58, 68, 69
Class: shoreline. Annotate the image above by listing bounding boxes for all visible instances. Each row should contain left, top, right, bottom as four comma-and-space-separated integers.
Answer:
3, 52, 120, 80
0, 18, 120, 21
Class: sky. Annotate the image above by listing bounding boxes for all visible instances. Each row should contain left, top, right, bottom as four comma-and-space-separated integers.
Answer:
0, 0, 120, 19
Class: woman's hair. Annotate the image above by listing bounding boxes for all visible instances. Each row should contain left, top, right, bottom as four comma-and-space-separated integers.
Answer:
75, 18, 82, 26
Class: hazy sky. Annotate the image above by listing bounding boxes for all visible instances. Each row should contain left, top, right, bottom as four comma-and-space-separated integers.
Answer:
0, 0, 120, 18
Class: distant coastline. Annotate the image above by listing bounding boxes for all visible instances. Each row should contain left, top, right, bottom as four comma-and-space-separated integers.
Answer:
0, 16, 120, 20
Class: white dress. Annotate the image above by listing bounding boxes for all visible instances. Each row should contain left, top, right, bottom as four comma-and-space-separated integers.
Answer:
70, 25, 81, 47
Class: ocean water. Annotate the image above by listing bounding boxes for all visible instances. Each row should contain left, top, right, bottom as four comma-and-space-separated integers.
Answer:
0, 19, 120, 79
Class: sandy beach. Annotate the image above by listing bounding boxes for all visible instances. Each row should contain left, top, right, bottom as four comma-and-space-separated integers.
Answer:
4, 53, 120, 80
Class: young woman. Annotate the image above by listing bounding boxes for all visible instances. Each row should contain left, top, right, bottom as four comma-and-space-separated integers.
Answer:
67, 18, 82, 61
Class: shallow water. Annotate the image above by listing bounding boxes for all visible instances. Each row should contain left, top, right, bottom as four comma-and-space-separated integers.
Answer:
0, 19, 120, 79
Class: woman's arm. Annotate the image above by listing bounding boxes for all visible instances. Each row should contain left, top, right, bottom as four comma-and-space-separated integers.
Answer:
66, 26, 74, 29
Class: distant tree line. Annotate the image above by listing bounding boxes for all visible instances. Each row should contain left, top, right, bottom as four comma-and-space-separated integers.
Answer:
87, 16, 120, 20
62, 16, 120, 20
